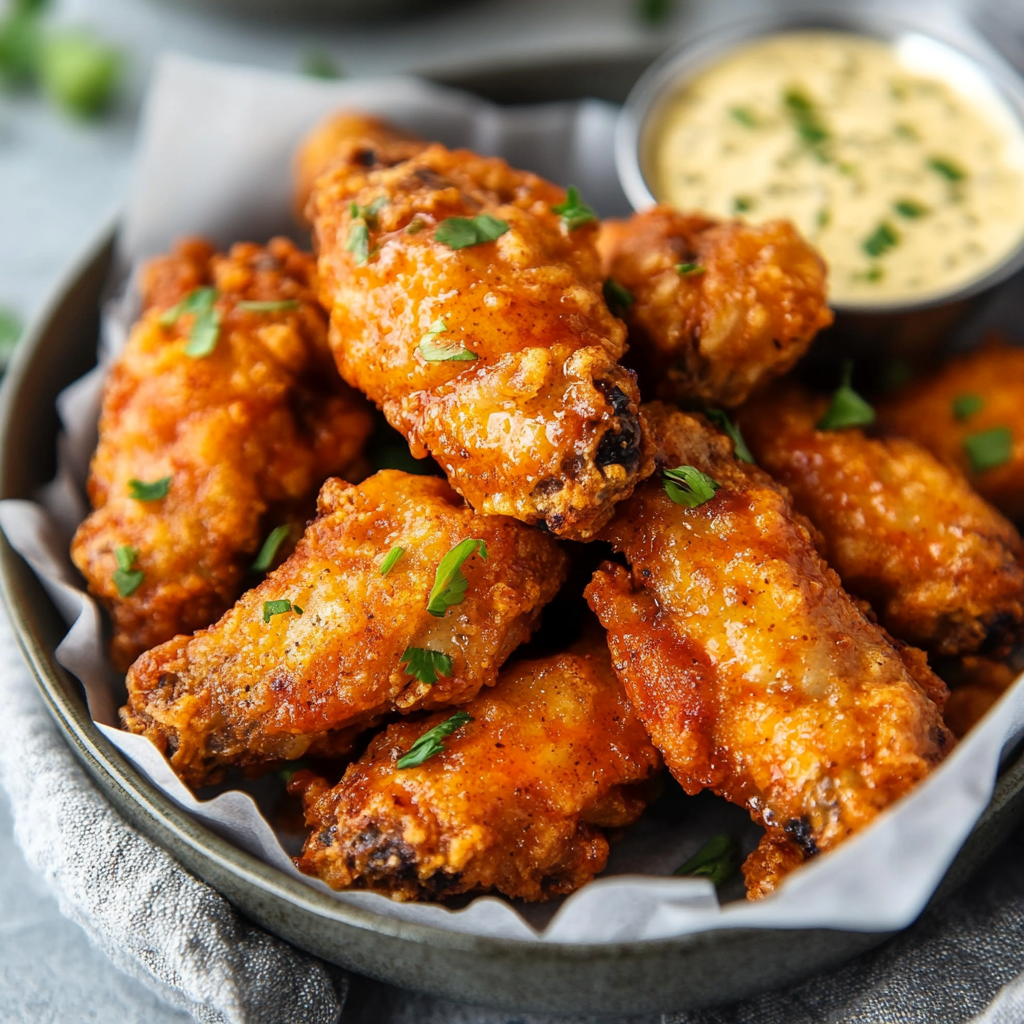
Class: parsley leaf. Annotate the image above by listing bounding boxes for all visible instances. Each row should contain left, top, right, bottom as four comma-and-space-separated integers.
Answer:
817, 361, 876, 430
252, 524, 292, 573
729, 106, 759, 128
400, 647, 453, 686
637, 0, 675, 23
262, 598, 296, 623
733, 195, 754, 214
434, 215, 510, 250
406, 218, 425, 235
396, 712, 473, 769
112, 544, 144, 597
952, 393, 984, 421
416, 317, 477, 361
705, 409, 754, 464
379, 545, 405, 576
159, 287, 217, 327
0, 306, 21, 371
603, 278, 634, 317
676, 262, 706, 277
862, 221, 899, 258
302, 51, 341, 79
964, 426, 1013, 472
427, 538, 488, 617
346, 221, 371, 265
551, 185, 597, 231
236, 299, 300, 313
38, 30, 121, 120
893, 198, 929, 219
127, 476, 171, 501
928, 156, 966, 183
663, 466, 722, 508
674, 833, 740, 885
160, 288, 221, 358
783, 87, 830, 150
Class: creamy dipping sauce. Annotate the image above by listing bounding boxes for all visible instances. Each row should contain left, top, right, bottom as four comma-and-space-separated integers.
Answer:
649, 31, 1024, 306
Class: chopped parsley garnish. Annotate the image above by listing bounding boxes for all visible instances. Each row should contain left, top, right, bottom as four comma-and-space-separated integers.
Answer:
302, 51, 341, 79
112, 544, 144, 597
676, 262, 706, 277
952, 393, 984, 421
434, 214, 510, 250
893, 123, 918, 141
816, 208, 831, 230
345, 221, 371, 265
603, 278, 634, 317
262, 598, 298, 623
551, 185, 597, 232
854, 265, 885, 283
379, 545, 405, 576
817, 361, 876, 431
783, 86, 830, 150
729, 105, 759, 128
400, 647, 453, 686
733, 195, 754, 214
674, 833, 739, 885
964, 425, 1013, 472
406, 218, 425, 235
236, 299, 300, 313
427, 537, 488, 617
127, 476, 171, 501
893, 198, 929, 219
928, 156, 966, 183
636, 0, 675, 23
417, 318, 477, 362
0, 306, 21, 369
159, 287, 221, 358
352, 196, 388, 225
251, 524, 292, 573
706, 409, 754, 464
663, 466, 721, 508
396, 712, 473, 769
862, 221, 899, 259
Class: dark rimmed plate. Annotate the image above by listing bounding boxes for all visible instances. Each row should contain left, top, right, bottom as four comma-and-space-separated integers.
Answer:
3, 53, 1024, 1017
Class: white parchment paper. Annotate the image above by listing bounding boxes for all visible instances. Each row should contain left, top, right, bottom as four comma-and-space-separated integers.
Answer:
2, 53, 1024, 944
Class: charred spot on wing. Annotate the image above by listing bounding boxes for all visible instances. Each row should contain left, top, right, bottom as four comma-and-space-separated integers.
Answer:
354, 147, 378, 167
532, 477, 564, 498
594, 381, 642, 475
979, 610, 1023, 656
354, 828, 419, 882
783, 816, 819, 857
421, 870, 464, 896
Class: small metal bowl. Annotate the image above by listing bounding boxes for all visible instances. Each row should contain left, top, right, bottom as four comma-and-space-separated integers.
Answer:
616, 6, 1024, 336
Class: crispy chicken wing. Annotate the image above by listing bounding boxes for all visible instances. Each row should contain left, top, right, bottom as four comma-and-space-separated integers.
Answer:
121, 471, 567, 787
940, 656, 1020, 738
290, 638, 661, 901
71, 237, 373, 670
880, 345, 1024, 522
738, 384, 1024, 657
585, 402, 953, 898
305, 116, 652, 539
597, 207, 833, 408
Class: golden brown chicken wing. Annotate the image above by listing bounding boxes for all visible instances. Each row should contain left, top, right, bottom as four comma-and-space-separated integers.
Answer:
71, 237, 373, 670
880, 345, 1024, 522
738, 384, 1024, 657
121, 470, 567, 788
596, 206, 833, 408
585, 402, 953, 898
939, 656, 1020, 738
290, 638, 661, 901
305, 117, 652, 539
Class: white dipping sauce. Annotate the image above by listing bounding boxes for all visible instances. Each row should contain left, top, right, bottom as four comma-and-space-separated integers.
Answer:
650, 31, 1024, 306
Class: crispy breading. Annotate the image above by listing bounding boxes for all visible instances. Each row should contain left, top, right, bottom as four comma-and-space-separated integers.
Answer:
738, 384, 1024, 657
121, 471, 568, 788
585, 402, 953, 898
940, 656, 1021, 738
71, 237, 373, 671
291, 639, 661, 901
880, 345, 1024, 522
597, 206, 833, 408
305, 117, 653, 539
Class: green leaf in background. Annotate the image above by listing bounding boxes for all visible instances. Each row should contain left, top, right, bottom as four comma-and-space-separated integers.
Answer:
38, 29, 121, 119
964, 425, 1013, 473
637, 0, 676, 24
0, 307, 23, 371
674, 833, 740, 885
0, 4, 43, 87
303, 51, 342, 80
951, 393, 984, 422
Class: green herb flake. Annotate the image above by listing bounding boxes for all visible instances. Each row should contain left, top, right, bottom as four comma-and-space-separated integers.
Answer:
952, 393, 984, 421
816, 208, 831, 230
159, 287, 217, 327
38, 30, 121, 119
0, 4, 43, 87
817, 361, 876, 431
603, 278, 634, 317
427, 538, 488, 617
434, 214, 510, 250
894, 198, 929, 219
964, 425, 1013, 473
302, 51, 342, 79
160, 287, 221, 358
345, 220, 371, 265
551, 185, 597, 232
112, 544, 144, 597
676, 262, 707, 277
636, 0, 675, 24
396, 712, 473, 769
674, 833, 740, 885
862, 221, 899, 259
127, 476, 171, 501
729, 105, 759, 128
406, 218, 425, 235
419, 339, 477, 362
262, 598, 295, 624
236, 299, 301, 313
733, 195, 754, 214
0, 306, 22, 370
706, 409, 754, 464
881, 360, 913, 393
279, 759, 308, 783
400, 647, 453, 686
893, 122, 918, 140
663, 466, 722, 508
783, 86, 830, 149
379, 545, 405, 577
252, 524, 293, 573
928, 156, 966, 183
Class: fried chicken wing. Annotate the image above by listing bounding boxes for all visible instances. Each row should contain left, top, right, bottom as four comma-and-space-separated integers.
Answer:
585, 402, 953, 898
880, 345, 1024, 522
738, 384, 1024, 657
121, 471, 568, 787
939, 656, 1020, 738
597, 207, 833, 408
71, 237, 373, 670
290, 639, 661, 901
304, 116, 652, 539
